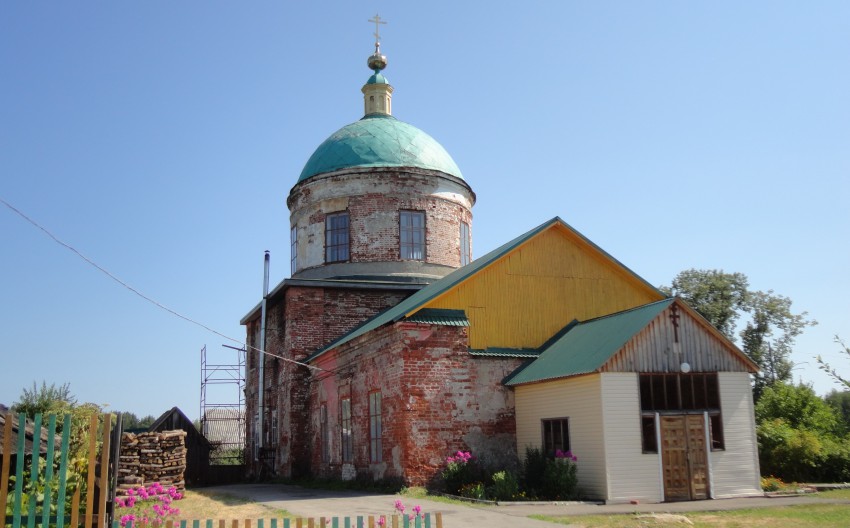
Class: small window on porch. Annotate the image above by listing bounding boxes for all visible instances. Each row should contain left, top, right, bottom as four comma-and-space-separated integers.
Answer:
542, 418, 570, 455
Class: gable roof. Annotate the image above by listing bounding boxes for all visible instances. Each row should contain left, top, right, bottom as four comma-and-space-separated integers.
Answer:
505, 297, 759, 386
308, 217, 664, 362
505, 299, 674, 386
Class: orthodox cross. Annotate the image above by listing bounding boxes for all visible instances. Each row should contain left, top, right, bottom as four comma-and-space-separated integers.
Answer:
669, 303, 681, 343
368, 14, 387, 45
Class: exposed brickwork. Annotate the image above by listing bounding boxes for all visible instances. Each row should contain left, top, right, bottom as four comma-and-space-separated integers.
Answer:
288, 168, 474, 275
244, 285, 411, 478
309, 322, 523, 486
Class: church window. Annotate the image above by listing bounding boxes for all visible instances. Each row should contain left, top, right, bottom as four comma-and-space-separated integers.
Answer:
460, 221, 471, 265
399, 211, 425, 260
269, 409, 278, 447
639, 373, 724, 451
340, 398, 352, 463
290, 226, 297, 275
320, 403, 329, 463
325, 212, 350, 263
542, 418, 570, 455
369, 391, 382, 462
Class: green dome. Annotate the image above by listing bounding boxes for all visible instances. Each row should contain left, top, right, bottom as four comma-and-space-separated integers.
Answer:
297, 114, 463, 182
367, 72, 388, 84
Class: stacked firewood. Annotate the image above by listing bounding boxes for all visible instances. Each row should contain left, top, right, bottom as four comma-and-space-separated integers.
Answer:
117, 430, 187, 495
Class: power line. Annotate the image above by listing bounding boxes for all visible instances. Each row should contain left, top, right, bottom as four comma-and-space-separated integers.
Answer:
0, 196, 325, 373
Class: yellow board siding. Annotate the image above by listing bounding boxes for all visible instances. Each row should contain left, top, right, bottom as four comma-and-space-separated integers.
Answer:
711, 372, 763, 498
423, 226, 663, 349
600, 373, 664, 503
514, 374, 608, 500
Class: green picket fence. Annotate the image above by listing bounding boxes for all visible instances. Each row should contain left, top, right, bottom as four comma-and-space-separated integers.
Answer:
118, 515, 443, 528
1, 412, 113, 528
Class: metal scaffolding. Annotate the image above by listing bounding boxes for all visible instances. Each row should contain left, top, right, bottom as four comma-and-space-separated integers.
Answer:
199, 344, 246, 464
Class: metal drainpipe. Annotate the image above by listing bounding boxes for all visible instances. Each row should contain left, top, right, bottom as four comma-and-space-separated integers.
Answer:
257, 250, 270, 454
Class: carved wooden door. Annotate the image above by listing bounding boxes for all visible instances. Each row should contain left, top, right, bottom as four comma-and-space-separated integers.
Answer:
660, 415, 709, 501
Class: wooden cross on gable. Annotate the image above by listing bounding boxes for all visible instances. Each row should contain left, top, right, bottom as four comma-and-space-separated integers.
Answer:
669, 303, 681, 343
368, 14, 387, 45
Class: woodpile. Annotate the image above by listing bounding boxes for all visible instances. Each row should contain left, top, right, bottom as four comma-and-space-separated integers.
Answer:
117, 430, 187, 495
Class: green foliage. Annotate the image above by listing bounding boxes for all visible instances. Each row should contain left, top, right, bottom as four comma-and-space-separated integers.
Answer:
824, 390, 850, 434
489, 470, 519, 501
520, 447, 579, 500
662, 269, 816, 400
755, 382, 850, 482
440, 451, 484, 495
756, 383, 839, 435
662, 269, 750, 339
458, 482, 486, 500
120, 412, 157, 430
11, 381, 77, 416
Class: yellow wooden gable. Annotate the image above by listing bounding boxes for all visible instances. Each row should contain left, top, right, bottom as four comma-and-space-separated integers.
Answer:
421, 220, 664, 350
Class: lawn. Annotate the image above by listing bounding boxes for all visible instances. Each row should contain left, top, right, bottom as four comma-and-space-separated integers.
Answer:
169, 490, 292, 522
531, 489, 850, 528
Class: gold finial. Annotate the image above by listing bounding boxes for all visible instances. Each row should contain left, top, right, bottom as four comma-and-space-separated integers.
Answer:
366, 13, 388, 72
368, 13, 387, 51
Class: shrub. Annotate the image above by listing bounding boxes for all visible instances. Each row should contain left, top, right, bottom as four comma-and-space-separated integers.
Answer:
441, 450, 485, 495
115, 483, 182, 527
521, 446, 579, 500
489, 470, 519, 501
459, 482, 486, 500
522, 447, 548, 496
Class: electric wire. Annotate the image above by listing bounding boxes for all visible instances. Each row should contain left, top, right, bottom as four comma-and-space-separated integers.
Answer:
0, 196, 327, 373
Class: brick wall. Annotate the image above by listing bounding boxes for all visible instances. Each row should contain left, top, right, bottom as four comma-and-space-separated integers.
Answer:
289, 168, 474, 274
309, 321, 524, 486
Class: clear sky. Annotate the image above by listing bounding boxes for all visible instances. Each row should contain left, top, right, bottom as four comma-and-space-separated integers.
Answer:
2, 2, 848, 420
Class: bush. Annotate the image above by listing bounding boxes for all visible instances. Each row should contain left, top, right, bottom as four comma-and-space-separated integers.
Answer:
441, 451, 485, 495
489, 470, 519, 501
521, 447, 579, 500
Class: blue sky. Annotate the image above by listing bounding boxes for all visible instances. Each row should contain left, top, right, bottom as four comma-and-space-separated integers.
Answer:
2, 2, 848, 420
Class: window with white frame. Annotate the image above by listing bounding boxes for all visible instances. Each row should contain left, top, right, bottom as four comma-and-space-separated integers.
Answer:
399, 211, 425, 260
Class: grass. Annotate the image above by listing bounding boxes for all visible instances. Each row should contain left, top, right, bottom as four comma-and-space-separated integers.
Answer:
169, 490, 292, 522
531, 489, 850, 528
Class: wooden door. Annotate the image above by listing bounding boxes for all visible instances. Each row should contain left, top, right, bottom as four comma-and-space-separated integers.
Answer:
660, 415, 709, 501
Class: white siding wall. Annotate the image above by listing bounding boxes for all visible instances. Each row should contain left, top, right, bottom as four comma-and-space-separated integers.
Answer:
711, 372, 762, 498
515, 375, 608, 499
601, 373, 664, 503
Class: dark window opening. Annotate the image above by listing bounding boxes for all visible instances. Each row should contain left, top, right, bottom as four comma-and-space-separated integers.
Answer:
325, 212, 350, 263
641, 416, 658, 453
639, 372, 725, 451
542, 418, 570, 455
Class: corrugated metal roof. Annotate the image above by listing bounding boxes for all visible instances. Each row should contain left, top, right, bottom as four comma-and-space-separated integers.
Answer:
405, 308, 469, 326
307, 217, 666, 363
505, 299, 674, 386
468, 348, 540, 358
306, 218, 563, 362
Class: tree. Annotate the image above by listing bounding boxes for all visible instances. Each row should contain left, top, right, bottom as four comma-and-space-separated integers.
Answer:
661, 269, 750, 339
817, 336, 850, 390
662, 269, 815, 399
824, 389, 850, 435
11, 381, 77, 416
119, 412, 157, 430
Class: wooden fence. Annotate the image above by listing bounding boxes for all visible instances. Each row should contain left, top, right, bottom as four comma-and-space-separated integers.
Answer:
119, 515, 443, 528
1, 412, 114, 528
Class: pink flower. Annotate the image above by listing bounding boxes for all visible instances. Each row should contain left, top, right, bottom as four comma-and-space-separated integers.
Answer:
413, 505, 422, 516
377, 516, 386, 527
394, 499, 405, 513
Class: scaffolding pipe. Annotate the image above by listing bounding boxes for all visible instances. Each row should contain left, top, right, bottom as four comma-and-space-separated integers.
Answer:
257, 250, 270, 452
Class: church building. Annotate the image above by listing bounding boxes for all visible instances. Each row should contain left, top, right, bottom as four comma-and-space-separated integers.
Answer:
241, 32, 763, 503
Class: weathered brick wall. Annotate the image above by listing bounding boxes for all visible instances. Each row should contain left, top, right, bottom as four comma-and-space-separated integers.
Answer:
245, 285, 411, 478
309, 321, 524, 486
288, 168, 474, 274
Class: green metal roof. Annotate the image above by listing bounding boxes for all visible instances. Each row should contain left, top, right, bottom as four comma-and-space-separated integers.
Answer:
504, 299, 674, 386
366, 72, 389, 85
297, 114, 463, 182
306, 217, 667, 363
405, 308, 469, 326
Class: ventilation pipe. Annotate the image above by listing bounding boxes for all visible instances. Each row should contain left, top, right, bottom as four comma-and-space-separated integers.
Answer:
258, 250, 270, 450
